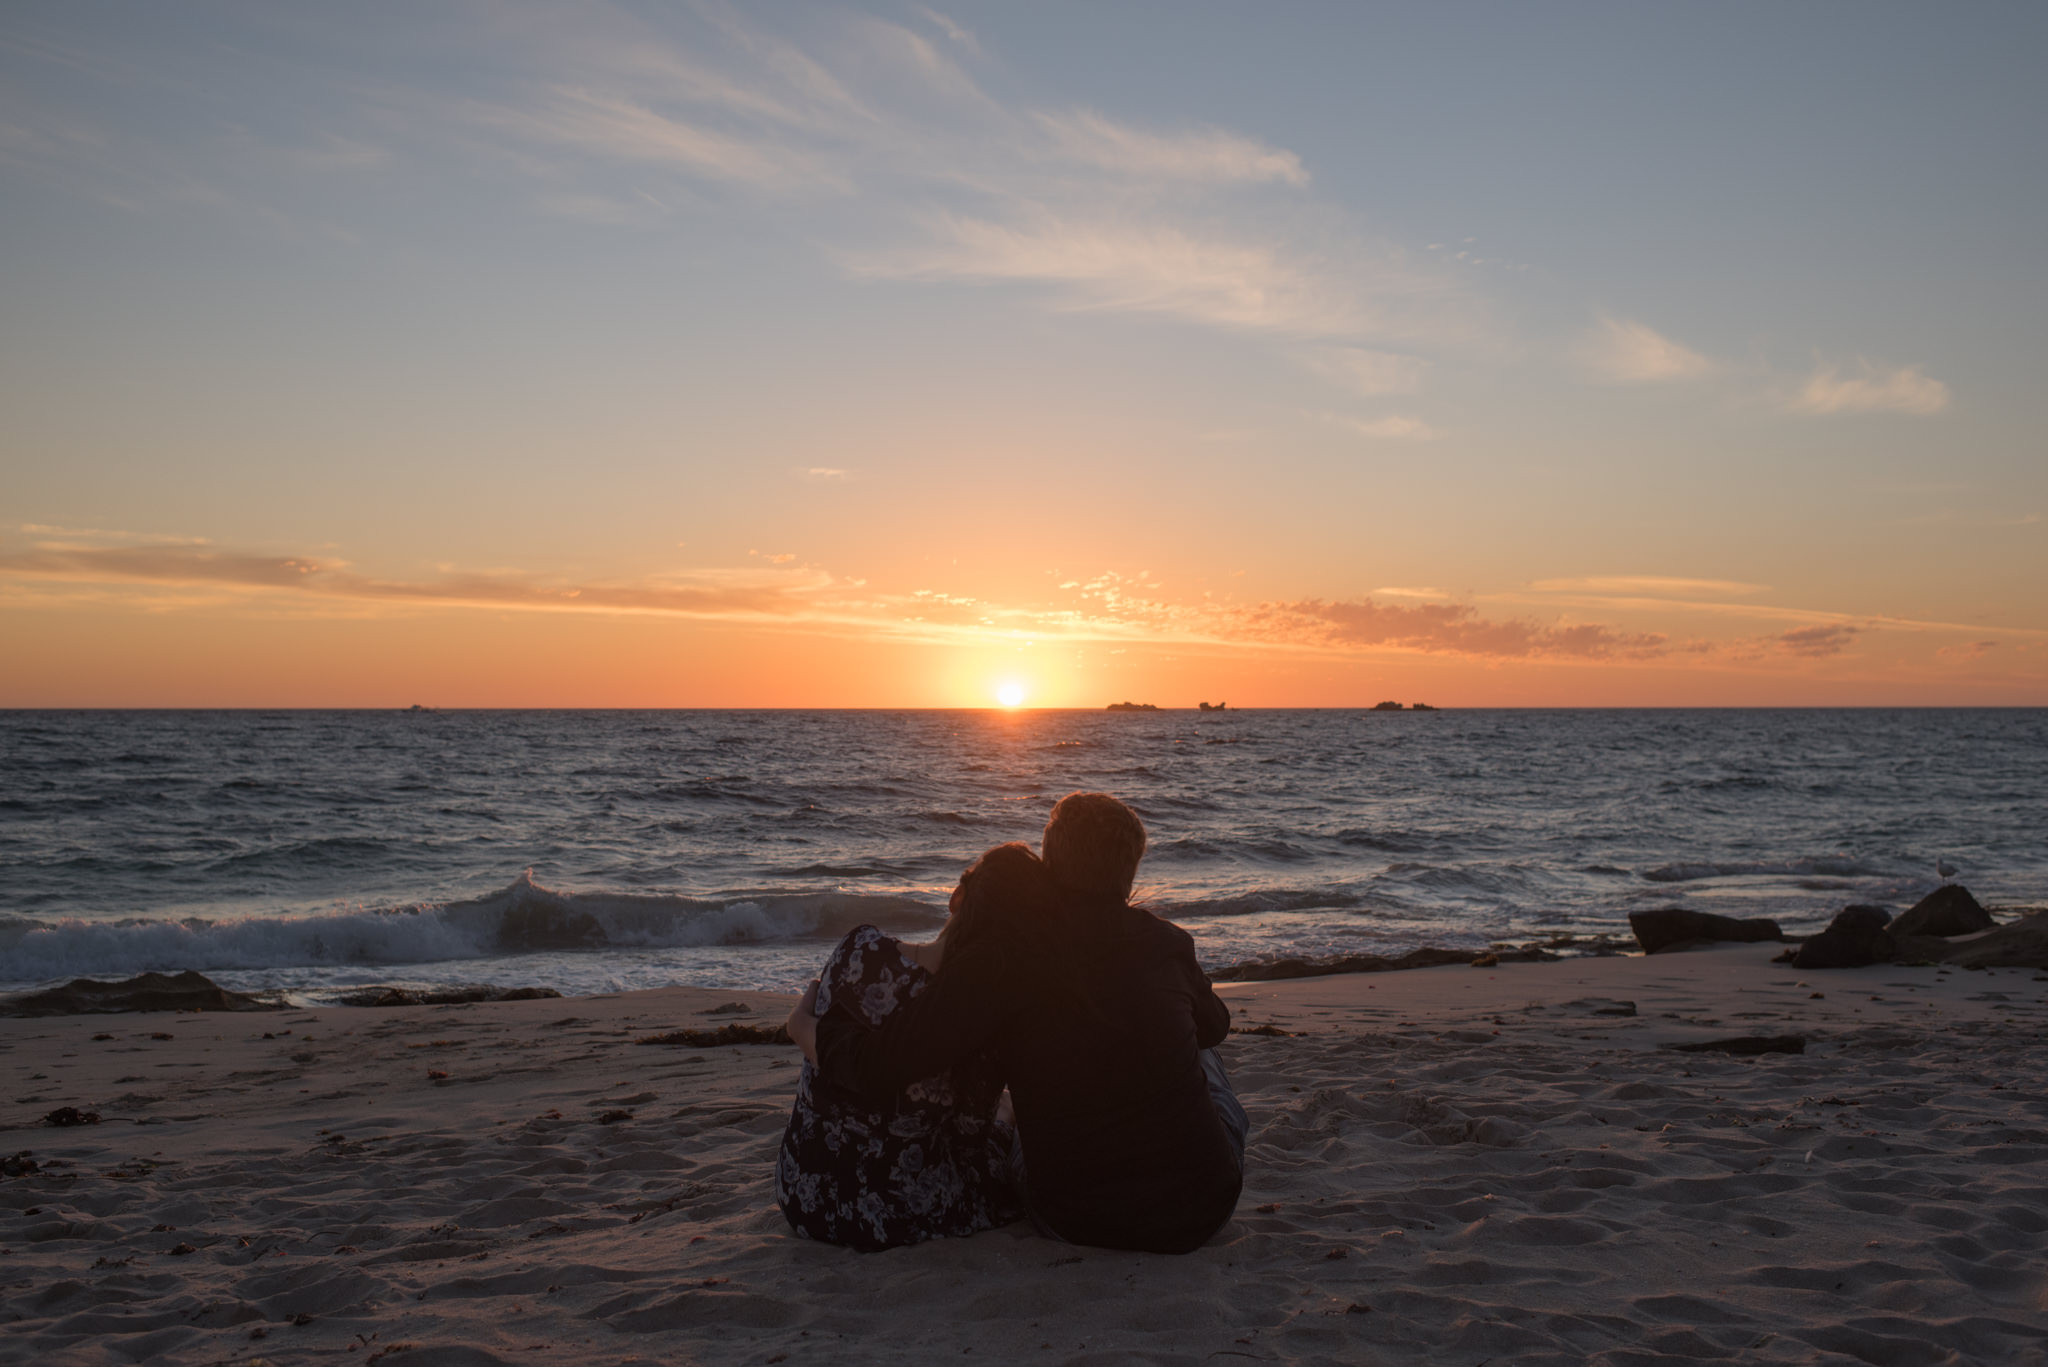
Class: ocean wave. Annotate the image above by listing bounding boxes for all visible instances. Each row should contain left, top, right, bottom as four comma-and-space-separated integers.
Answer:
1150, 887, 1369, 920
1381, 862, 1543, 895
0, 870, 943, 987
1334, 829, 1437, 853
1640, 857, 1893, 884
1149, 835, 1315, 863
916, 810, 991, 827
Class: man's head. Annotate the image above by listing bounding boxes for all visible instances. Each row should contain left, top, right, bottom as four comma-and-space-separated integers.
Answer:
1040, 791, 1146, 901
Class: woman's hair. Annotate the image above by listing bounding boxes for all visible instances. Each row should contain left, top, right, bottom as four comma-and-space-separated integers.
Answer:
936, 841, 1057, 958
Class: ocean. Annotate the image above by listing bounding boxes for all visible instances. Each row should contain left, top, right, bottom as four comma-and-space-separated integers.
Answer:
2, 709, 2043, 1003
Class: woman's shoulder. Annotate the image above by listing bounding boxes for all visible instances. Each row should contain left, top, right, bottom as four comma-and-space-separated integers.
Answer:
815, 924, 928, 1021
834, 923, 896, 957
820, 923, 913, 976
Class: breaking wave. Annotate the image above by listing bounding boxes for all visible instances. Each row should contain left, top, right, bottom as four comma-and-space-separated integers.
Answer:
1150, 887, 1370, 920
0, 870, 941, 987
1640, 857, 1895, 884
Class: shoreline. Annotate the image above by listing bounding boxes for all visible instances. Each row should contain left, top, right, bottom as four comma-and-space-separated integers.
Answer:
5, 945, 2046, 1363
13, 898, 2046, 1006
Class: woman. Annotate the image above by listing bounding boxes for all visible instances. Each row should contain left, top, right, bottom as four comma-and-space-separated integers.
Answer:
773, 843, 1045, 1251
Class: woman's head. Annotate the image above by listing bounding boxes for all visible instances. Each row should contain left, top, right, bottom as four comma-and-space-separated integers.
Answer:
939, 841, 1056, 956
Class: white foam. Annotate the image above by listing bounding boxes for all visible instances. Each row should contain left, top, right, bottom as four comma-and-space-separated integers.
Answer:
0, 870, 941, 989
1640, 857, 1894, 884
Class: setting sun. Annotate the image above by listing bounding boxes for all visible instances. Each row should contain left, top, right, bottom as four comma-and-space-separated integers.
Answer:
996, 681, 1027, 708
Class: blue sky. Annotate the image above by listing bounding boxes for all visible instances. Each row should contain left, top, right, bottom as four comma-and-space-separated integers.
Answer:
3, 1, 2044, 704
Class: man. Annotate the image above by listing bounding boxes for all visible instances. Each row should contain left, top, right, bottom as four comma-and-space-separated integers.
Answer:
785, 791, 1247, 1254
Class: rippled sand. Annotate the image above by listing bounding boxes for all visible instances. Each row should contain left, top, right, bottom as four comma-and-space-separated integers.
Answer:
4, 945, 2046, 1365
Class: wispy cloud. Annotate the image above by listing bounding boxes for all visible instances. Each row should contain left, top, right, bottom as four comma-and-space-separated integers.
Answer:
1242, 599, 1668, 660
1773, 623, 1861, 657
20, 523, 212, 546
1790, 359, 1950, 416
1300, 346, 1427, 396
458, 87, 825, 188
6, 3, 1957, 435
860, 212, 1364, 336
1034, 110, 1308, 186
428, 13, 1466, 354
10, 3, 1490, 379
1529, 576, 1769, 597
533, 190, 662, 226
1575, 316, 1714, 383
1331, 413, 1440, 441
11, 536, 2042, 677
915, 9, 981, 55
0, 545, 819, 618
1516, 580, 2044, 646
1045, 572, 1665, 660
0, 536, 1673, 663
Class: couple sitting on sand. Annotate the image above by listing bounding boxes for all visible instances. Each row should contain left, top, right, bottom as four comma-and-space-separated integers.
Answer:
776, 791, 1248, 1254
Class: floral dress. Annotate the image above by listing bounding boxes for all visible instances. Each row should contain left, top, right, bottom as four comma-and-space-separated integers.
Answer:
774, 925, 1020, 1251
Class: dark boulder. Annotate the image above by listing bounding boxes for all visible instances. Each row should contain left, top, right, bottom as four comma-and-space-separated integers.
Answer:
0, 971, 281, 1017
1936, 909, 2048, 970
1890, 932, 1958, 965
1627, 908, 1785, 955
1889, 884, 1994, 939
1792, 905, 1895, 969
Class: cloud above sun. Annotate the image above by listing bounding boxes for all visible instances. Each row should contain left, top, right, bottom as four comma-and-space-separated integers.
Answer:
8, 533, 2034, 687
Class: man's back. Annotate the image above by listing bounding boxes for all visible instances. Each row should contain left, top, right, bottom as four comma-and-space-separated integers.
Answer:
997, 902, 1239, 1251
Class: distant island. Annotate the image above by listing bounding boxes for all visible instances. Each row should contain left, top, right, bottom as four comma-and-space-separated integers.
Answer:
1104, 701, 1246, 711
1373, 701, 1437, 711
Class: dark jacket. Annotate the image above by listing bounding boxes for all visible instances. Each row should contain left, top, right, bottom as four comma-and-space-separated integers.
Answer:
815, 899, 1238, 1253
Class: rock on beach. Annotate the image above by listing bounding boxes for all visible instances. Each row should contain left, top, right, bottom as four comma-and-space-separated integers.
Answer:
1889, 884, 1994, 938
1938, 908, 2048, 969
1625, 908, 1784, 955
0, 970, 281, 1017
1791, 905, 1896, 970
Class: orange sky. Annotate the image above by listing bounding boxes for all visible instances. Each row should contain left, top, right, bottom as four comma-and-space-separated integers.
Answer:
3, 579, 2039, 708
3, 4, 2044, 706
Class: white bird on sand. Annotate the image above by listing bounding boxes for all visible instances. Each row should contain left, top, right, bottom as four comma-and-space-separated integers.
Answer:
1936, 859, 1958, 884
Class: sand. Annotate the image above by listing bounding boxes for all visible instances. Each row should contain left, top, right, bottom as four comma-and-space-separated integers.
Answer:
5, 945, 2047, 1366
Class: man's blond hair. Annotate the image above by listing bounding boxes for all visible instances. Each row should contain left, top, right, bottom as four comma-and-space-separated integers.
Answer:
1040, 791, 1146, 901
